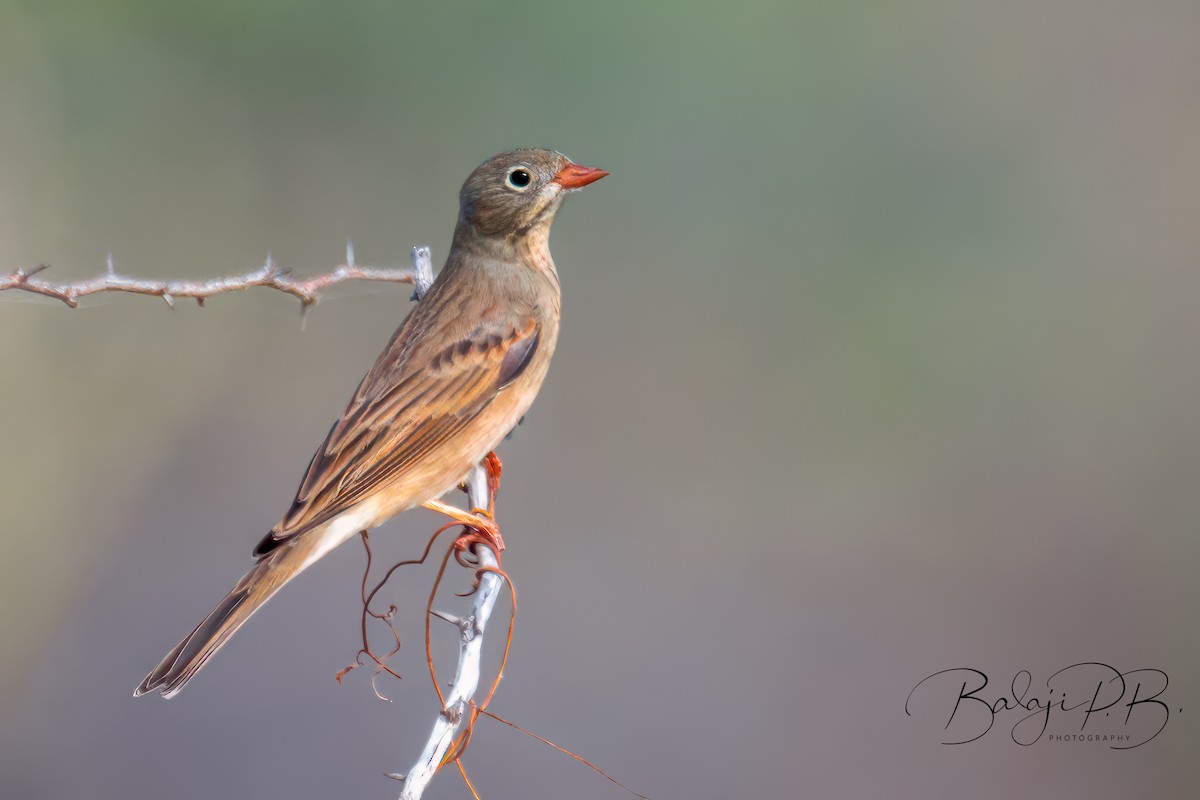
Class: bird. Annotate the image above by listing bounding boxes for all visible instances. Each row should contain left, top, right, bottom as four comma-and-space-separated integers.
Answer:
135, 149, 607, 698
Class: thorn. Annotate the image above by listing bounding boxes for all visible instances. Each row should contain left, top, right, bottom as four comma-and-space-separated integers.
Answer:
196, 296, 205, 307
28, 264, 50, 278
384, 772, 407, 783
410, 288, 421, 302
106, 253, 115, 276
345, 240, 356, 268
162, 293, 175, 309
430, 609, 464, 627
264, 253, 276, 276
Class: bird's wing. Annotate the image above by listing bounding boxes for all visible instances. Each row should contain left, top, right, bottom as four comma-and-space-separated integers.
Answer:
256, 315, 540, 554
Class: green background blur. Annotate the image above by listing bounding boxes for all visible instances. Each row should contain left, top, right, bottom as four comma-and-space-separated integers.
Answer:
2, 1, 1197, 797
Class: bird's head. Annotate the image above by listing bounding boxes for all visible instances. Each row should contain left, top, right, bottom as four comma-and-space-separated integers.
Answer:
458, 149, 607, 239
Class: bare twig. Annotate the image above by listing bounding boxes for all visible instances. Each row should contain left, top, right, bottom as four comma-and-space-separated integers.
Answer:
0, 243, 434, 309
396, 463, 506, 800
392, 261, 504, 798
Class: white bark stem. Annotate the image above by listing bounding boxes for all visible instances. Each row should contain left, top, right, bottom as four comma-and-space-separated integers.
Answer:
395, 245, 500, 799
397, 463, 503, 800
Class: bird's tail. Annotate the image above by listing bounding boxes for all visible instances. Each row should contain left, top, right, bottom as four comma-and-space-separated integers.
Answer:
134, 526, 338, 699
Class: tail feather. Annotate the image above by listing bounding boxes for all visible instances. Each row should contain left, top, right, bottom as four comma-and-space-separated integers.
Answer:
135, 529, 331, 699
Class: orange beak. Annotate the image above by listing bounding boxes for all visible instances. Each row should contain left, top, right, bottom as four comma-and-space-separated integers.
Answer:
552, 162, 609, 190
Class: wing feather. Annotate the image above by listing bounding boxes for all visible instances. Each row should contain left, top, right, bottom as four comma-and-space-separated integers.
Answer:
255, 317, 538, 555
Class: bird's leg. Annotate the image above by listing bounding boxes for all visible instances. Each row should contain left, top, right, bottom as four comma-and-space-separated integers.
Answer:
422, 499, 506, 553
483, 451, 503, 515
441, 452, 504, 553
457, 451, 502, 514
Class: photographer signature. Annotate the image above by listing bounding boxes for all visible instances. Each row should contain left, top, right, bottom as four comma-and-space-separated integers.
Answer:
905, 663, 1171, 749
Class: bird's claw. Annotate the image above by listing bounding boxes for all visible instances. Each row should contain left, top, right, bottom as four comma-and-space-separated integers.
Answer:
452, 507, 505, 554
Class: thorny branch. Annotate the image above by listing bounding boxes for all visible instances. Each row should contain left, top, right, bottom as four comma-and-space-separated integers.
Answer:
395, 463, 509, 800
12, 241, 640, 797
351, 249, 510, 799
0, 243, 426, 309
377, 464, 641, 800
337, 462, 512, 799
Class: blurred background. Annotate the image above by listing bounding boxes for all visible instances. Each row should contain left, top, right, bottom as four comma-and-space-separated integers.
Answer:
1, 1, 1197, 797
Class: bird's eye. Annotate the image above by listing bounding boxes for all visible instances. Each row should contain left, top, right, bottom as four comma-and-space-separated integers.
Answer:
506, 168, 532, 189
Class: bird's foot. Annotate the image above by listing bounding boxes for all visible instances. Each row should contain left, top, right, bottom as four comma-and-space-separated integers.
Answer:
422, 499, 506, 553
459, 506, 506, 554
